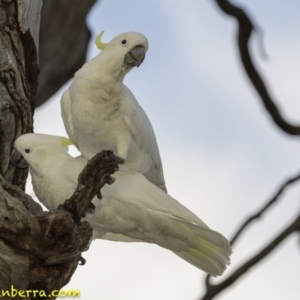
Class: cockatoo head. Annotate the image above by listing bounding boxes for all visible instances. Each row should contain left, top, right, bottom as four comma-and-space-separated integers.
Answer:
95, 31, 149, 77
12, 133, 72, 171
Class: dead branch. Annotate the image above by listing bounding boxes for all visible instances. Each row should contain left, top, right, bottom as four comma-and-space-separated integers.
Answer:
213, 0, 300, 136
198, 2, 300, 298
200, 171, 300, 299
201, 213, 300, 300
63, 150, 121, 221
230, 172, 300, 246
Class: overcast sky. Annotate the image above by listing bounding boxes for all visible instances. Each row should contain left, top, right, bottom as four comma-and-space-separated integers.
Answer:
33, 1, 300, 299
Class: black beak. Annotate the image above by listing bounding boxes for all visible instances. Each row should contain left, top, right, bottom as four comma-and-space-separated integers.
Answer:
11, 149, 29, 169
124, 45, 146, 67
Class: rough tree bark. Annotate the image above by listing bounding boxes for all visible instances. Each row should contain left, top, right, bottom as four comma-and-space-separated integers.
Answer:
0, 0, 39, 188
0, 1, 117, 299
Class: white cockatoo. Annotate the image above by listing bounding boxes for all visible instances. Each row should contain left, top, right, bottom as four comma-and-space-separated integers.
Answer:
13, 133, 231, 276
61, 31, 167, 192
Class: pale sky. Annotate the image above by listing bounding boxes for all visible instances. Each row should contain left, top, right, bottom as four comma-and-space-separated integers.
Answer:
32, 1, 300, 299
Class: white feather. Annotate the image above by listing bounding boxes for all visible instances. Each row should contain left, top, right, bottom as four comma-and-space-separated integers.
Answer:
14, 133, 231, 276
61, 31, 166, 191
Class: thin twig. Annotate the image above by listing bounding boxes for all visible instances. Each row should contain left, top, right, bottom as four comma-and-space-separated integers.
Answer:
213, 0, 300, 136
201, 214, 300, 300
230, 172, 300, 246
204, 171, 300, 291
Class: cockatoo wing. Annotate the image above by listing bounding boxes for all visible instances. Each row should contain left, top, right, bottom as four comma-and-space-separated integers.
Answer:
61, 89, 76, 145
120, 85, 166, 191
60, 32, 167, 191
14, 133, 231, 276
101, 169, 205, 226
88, 170, 231, 276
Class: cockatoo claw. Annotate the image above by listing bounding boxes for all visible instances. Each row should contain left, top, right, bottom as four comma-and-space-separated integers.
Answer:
79, 257, 86, 265
97, 190, 102, 200
86, 202, 96, 214
107, 176, 116, 185
115, 155, 125, 164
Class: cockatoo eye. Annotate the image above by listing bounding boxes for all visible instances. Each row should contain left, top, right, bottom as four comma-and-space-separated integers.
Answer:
121, 40, 127, 45
25, 149, 30, 153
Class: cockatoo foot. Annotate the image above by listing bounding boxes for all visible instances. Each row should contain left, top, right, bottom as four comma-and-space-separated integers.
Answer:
107, 176, 116, 185
115, 156, 125, 164
86, 202, 96, 215
97, 190, 102, 200
79, 256, 86, 265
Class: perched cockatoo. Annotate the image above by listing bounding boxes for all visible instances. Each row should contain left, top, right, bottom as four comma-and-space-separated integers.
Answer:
13, 133, 231, 276
61, 31, 167, 192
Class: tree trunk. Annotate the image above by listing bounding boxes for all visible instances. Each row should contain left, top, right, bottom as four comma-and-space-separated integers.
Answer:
0, 1, 116, 299
0, 0, 39, 187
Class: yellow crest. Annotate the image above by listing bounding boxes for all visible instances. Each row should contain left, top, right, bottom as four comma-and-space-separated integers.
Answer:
95, 31, 108, 50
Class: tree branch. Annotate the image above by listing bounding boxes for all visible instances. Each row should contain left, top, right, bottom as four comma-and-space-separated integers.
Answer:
213, 0, 300, 136
201, 213, 300, 300
230, 172, 300, 246
63, 150, 120, 222
201, 171, 300, 299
